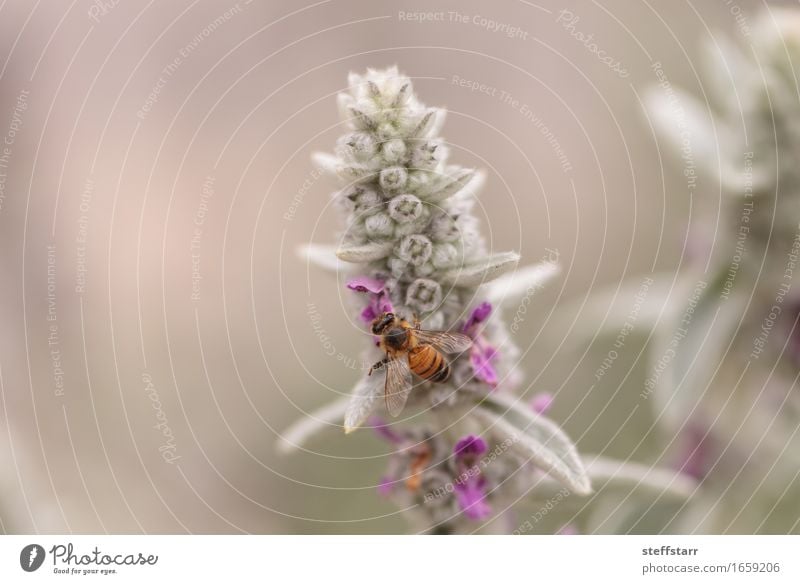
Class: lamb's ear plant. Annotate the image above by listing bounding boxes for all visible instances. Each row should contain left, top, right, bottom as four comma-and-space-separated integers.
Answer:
568, 10, 800, 533
638, 11, 800, 533
281, 67, 693, 534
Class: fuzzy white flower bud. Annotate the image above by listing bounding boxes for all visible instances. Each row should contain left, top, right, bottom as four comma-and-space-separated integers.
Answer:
381, 139, 407, 164
405, 277, 442, 312
430, 213, 462, 243
397, 234, 433, 266
388, 257, 407, 279
414, 261, 435, 277
379, 166, 408, 193
431, 242, 459, 269
341, 185, 381, 217
364, 212, 394, 239
387, 194, 423, 223
349, 98, 379, 130
406, 169, 433, 194
375, 122, 399, 142
337, 132, 377, 162
409, 140, 444, 170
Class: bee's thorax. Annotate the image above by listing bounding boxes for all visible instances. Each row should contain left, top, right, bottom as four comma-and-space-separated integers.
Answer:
383, 327, 409, 350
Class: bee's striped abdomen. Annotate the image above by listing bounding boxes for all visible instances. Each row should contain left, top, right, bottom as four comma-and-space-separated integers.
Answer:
409, 345, 450, 383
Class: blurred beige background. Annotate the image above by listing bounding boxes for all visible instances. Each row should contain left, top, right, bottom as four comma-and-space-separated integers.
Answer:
0, 0, 774, 533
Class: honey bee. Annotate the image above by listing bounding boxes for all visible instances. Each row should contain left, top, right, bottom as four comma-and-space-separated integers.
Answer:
369, 312, 472, 416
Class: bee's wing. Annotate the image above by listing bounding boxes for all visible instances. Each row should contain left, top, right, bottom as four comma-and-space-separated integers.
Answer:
414, 330, 473, 353
384, 355, 413, 417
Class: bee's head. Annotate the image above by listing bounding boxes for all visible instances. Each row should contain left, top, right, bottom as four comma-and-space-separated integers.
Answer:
371, 312, 396, 335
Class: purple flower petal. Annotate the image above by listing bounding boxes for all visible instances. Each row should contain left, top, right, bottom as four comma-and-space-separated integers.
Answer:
369, 416, 404, 444
463, 301, 492, 333
377, 476, 394, 497
676, 423, 714, 481
376, 292, 394, 314
453, 435, 491, 520
454, 435, 488, 458
454, 479, 491, 520
361, 305, 378, 322
530, 393, 553, 415
346, 276, 385, 294
788, 304, 800, 366
360, 292, 396, 324
470, 345, 498, 388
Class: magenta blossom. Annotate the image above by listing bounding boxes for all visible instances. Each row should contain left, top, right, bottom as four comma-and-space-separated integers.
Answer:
530, 393, 554, 415
462, 302, 499, 389
368, 416, 404, 444
377, 476, 394, 497
453, 435, 491, 520
463, 301, 492, 331
786, 301, 800, 367
346, 276, 384, 294
675, 423, 715, 481
470, 340, 499, 388
454, 435, 488, 458
346, 276, 394, 323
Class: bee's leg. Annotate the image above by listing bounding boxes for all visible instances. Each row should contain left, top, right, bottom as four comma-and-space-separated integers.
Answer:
368, 357, 389, 376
